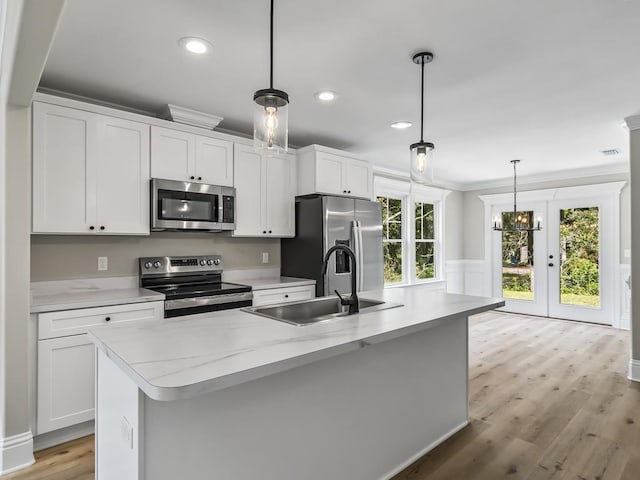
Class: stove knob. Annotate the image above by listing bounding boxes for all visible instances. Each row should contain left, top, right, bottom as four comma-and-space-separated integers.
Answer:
200, 259, 206, 266
213, 258, 221, 266
144, 262, 152, 269
153, 261, 161, 269
207, 259, 214, 266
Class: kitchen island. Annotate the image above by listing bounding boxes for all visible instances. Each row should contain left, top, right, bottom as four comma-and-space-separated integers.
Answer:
89, 286, 503, 480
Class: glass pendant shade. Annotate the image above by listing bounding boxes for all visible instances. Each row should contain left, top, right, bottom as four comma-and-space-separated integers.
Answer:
409, 141, 434, 184
253, 88, 289, 155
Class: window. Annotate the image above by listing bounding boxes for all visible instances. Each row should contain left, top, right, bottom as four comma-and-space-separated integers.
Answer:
378, 196, 403, 284
375, 176, 448, 287
415, 201, 435, 280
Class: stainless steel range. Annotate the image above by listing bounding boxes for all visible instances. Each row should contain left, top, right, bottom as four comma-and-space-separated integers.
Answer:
139, 255, 252, 318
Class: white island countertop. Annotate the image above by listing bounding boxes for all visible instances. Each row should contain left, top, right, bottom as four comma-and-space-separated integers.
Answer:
89, 286, 504, 401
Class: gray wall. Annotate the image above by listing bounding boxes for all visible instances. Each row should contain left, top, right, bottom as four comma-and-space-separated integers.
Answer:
31, 234, 281, 281
444, 190, 464, 260
462, 173, 631, 262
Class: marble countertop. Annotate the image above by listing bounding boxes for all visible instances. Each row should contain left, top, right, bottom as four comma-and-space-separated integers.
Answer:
31, 287, 165, 313
89, 286, 504, 401
238, 276, 315, 290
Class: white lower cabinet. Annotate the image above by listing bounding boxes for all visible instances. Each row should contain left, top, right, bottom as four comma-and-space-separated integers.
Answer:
37, 335, 96, 434
252, 285, 315, 307
36, 301, 163, 435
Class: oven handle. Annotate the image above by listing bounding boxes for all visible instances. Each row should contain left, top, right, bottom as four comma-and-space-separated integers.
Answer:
165, 292, 253, 310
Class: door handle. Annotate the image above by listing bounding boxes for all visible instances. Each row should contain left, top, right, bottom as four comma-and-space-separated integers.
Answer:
548, 263, 554, 267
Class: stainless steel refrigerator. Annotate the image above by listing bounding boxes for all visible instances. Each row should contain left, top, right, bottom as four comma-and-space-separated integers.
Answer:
281, 195, 384, 297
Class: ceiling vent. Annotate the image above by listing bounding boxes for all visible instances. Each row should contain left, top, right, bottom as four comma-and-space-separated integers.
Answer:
600, 149, 621, 156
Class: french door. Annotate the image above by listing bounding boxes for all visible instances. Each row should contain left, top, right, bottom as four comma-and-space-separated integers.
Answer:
492, 197, 615, 325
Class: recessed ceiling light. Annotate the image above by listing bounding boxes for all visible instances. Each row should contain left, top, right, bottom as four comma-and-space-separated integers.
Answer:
178, 37, 211, 54
391, 121, 412, 129
315, 91, 338, 102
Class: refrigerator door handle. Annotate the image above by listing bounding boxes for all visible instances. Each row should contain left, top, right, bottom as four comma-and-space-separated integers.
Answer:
353, 220, 365, 292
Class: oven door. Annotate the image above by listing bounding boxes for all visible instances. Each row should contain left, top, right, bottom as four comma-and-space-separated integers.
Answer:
151, 179, 223, 231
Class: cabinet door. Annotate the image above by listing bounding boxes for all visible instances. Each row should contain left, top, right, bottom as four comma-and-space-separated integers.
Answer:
150, 126, 194, 181
37, 335, 95, 434
345, 157, 372, 199
233, 144, 265, 236
95, 116, 150, 235
315, 152, 346, 195
264, 153, 295, 237
195, 136, 233, 186
32, 102, 94, 233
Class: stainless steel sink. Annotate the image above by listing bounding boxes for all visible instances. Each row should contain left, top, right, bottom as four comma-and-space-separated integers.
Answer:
242, 296, 403, 326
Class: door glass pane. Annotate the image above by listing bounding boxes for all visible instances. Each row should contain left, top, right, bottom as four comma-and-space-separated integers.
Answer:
415, 202, 435, 279
377, 196, 403, 283
501, 211, 535, 301
559, 207, 600, 307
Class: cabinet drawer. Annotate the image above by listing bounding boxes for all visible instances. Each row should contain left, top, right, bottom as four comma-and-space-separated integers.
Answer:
38, 301, 164, 340
252, 285, 315, 307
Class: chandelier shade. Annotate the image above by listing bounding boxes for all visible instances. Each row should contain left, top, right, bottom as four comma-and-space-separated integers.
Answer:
492, 160, 542, 232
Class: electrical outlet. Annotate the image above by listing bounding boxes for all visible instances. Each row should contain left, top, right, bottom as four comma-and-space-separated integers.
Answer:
98, 256, 108, 271
121, 416, 133, 449
262, 252, 269, 264
624, 249, 631, 259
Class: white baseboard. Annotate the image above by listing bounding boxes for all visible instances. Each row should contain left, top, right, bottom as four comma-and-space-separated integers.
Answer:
380, 420, 469, 480
33, 420, 94, 452
629, 359, 640, 383
0, 431, 34, 475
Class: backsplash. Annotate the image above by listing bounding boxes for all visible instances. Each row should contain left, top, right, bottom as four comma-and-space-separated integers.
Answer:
31, 233, 280, 281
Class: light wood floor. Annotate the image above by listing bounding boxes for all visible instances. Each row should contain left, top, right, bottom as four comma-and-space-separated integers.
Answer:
3, 312, 637, 480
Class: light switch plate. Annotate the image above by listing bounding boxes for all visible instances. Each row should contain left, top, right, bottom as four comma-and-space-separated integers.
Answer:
262, 252, 269, 264
98, 257, 108, 271
624, 249, 631, 259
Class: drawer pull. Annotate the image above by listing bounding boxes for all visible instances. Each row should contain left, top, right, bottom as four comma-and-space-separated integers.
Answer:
284, 294, 289, 298
105, 316, 111, 322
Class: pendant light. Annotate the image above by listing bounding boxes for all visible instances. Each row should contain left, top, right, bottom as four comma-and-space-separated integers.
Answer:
492, 160, 542, 231
410, 52, 435, 184
253, 0, 289, 154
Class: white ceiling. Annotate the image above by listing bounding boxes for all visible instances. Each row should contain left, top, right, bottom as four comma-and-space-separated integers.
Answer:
40, 0, 639, 188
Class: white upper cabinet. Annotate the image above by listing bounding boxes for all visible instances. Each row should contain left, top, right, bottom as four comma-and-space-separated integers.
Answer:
150, 126, 233, 186
296, 144, 372, 199
32, 102, 150, 235
233, 143, 295, 237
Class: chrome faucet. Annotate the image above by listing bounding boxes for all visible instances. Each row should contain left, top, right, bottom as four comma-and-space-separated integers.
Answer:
321, 245, 359, 314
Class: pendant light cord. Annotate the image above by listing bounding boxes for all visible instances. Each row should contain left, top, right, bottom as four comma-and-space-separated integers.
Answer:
513, 160, 518, 216
420, 58, 425, 142
270, 0, 274, 89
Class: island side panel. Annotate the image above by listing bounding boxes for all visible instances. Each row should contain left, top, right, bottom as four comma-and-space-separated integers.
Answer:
141, 315, 469, 480
96, 350, 143, 480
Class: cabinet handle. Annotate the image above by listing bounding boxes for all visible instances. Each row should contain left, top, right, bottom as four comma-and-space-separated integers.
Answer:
105, 316, 111, 322
343, 190, 347, 193
348, 190, 351, 194
100, 226, 105, 231
263, 230, 267, 234
284, 294, 289, 298
89, 226, 95, 231
190, 176, 195, 180
268, 230, 272, 234
198, 177, 202, 181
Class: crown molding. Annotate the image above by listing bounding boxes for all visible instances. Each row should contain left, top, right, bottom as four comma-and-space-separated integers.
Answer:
372, 165, 466, 192
162, 104, 223, 130
624, 115, 640, 131
463, 162, 629, 192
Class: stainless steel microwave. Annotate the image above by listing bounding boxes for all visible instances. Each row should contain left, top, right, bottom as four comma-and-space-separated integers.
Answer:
151, 178, 235, 232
